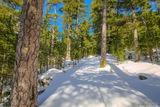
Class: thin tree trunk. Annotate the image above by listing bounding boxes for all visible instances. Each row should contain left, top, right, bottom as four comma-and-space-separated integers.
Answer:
107, 24, 111, 53
66, 37, 71, 60
149, 50, 153, 61
43, 62, 45, 73
50, 28, 55, 68
50, 29, 54, 64
40, 61, 42, 75
10, 0, 44, 107
154, 30, 159, 61
66, 25, 71, 60
100, 0, 107, 67
0, 72, 3, 103
75, 15, 79, 62
50, 4, 57, 66
0, 53, 5, 102
47, 58, 49, 70
155, 46, 159, 61
133, 10, 140, 62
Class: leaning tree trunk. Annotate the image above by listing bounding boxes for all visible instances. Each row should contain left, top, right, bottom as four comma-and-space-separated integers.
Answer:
10, 0, 44, 107
100, 0, 107, 67
133, 10, 140, 62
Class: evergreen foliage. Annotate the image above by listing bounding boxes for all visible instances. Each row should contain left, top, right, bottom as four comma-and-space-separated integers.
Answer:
0, 0, 22, 104
91, 0, 160, 62
0, 0, 160, 105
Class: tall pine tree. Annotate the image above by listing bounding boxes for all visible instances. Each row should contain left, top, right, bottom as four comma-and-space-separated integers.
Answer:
100, 0, 107, 67
10, 0, 44, 106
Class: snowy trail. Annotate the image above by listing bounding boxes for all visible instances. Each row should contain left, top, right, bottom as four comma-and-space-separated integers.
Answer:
38, 58, 90, 106
39, 56, 160, 107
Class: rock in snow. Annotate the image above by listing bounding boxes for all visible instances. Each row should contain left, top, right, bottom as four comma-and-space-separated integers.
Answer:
139, 75, 148, 80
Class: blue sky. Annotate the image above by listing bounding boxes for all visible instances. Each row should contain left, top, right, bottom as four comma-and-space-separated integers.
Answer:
85, 0, 93, 18
44, 0, 92, 33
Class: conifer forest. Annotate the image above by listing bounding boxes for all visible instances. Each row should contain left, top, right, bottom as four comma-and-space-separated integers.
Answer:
0, 0, 160, 107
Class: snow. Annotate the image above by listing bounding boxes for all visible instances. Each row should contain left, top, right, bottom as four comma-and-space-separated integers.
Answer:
38, 55, 160, 107
118, 61, 160, 77
39, 68, 62, 80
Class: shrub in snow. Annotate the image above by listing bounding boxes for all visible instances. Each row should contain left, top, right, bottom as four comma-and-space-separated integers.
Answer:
38, 77, 52, 87
0, 94, 10, 107
3, 91, 10, 97
131, 102, 151, 107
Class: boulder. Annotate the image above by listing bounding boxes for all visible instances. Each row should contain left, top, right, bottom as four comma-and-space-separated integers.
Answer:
38, 89, 45, 95
139, 75, 147, 80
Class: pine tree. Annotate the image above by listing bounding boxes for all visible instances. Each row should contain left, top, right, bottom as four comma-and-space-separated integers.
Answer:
78, 19, 96, 58
10, 0, 44, 106
100, 0, 107, 67
62, 0, 73, 60
39, 13, 52, 72
47, 0, 61, 67
139, 8, 160, 61
90, 0, 103, 54
121, 0, 148, 61
0, 0, 22, 103
62, 0, 86, 60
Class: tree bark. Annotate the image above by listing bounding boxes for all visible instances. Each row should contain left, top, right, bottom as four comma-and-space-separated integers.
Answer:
0, 53, 5, 102
0, 73, 3, 103
50, 29, 54, 66
133, 10, 140, 62
66, 25, 71, 60
10, 0, 44, 107
100, 0, 107, 67
39, 61, 42, 75
66, 37, 71, 60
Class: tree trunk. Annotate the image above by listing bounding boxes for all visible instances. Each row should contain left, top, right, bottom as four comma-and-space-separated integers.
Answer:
0, 73, 3, 103
66, 37, 71, 60
66, 25, 71, 60
107, 24, 111, 53
47, 58, 49, 70
50, 5, 58, 67
133, 10, 140, 62
40, 61, 42, 75
100, 0, 107, 67
10, 0, 44, 107
0, 53, 5, 102
50, 29, 54, 65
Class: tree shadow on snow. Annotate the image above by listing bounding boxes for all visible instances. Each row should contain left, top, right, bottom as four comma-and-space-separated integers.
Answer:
109, 63, 160, 106
39, 58, 160, 107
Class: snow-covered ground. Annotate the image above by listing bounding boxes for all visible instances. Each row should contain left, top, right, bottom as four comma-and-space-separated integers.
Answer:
118, 60, 160, 77
38, 55, 160, 107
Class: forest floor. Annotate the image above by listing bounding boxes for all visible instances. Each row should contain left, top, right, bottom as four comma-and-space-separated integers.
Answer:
38, 54, 160, 107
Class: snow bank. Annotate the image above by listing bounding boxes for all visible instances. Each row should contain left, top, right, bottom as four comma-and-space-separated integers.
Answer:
39, 68, 62, 80
118, 60, 160, 77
